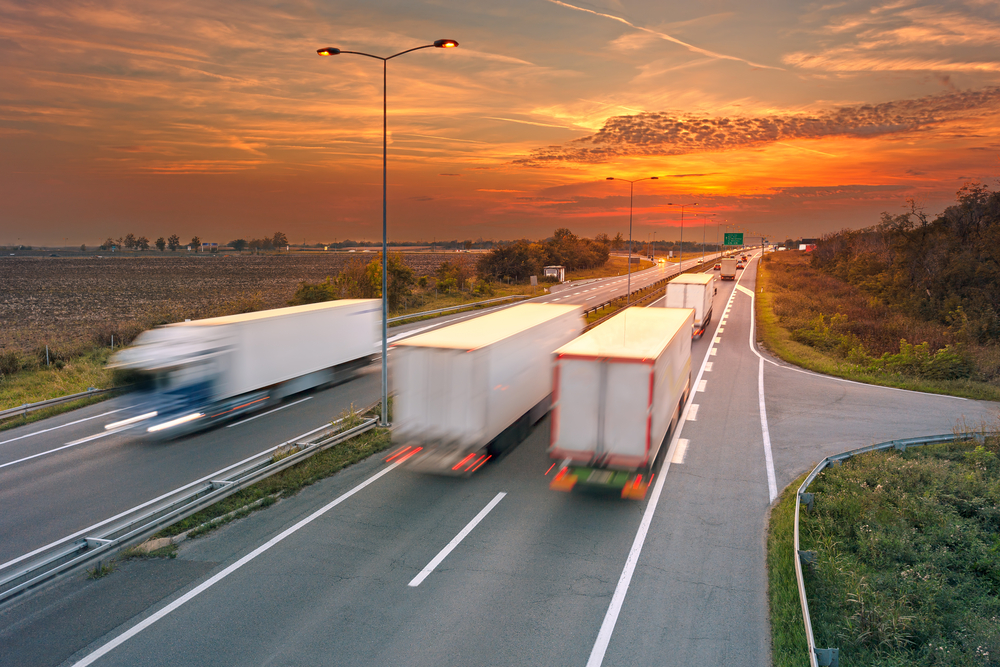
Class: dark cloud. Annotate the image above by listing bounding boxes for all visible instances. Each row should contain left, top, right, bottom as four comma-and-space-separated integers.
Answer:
409, 196, 434, 201
515, 87, 1000, 165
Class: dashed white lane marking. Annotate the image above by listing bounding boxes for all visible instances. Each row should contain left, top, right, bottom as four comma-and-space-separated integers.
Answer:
0, 427, 128, 470
709, 348, 717, 356
553, 298, 562, 301
586, 296, 598, 301
717, 328, 724, 333
686, 404, 699, 421
0, 408, 127, 448
713, 336, 721, 343
671, 438, 690, 464
227, 397, 312, 428
704, 362, 713, 372
697, 379, 707, 392
409, 491, 506, 587
72, 459, 404, 667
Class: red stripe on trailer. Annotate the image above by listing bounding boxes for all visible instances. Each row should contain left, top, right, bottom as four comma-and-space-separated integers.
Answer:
550, 360, 561, 446
645, 365, 655, 460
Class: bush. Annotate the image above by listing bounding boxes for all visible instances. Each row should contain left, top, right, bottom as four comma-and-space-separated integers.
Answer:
0, 351, 20, 377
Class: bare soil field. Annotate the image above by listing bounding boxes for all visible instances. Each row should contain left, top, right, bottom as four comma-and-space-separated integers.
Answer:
0, 252, 457, 354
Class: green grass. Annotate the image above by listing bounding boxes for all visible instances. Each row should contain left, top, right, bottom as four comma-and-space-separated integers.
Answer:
769, 473, 811, 667
756, 256, 1000, 401
796, 438, 1000, 666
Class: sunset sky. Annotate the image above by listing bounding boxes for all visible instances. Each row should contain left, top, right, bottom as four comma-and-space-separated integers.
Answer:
2, 0, 999, 246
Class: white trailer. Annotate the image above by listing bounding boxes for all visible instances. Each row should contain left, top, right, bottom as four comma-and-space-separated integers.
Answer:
549, 307, 693, 499
392, 303, 584, 474
107, 299, 380, 435
720, 257, 738, 280
664, 273, 715, 337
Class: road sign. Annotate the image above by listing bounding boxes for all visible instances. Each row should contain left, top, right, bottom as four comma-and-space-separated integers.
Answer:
724, 232, 744, 246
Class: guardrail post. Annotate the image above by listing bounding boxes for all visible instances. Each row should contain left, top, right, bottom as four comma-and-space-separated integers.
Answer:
799, 492, 814, 512
815, 647, 839, 666
893, 440, 907, 452
798, 550, 817, 565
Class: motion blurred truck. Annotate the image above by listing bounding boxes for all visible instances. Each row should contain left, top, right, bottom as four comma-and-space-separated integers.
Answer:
719, 257, 738, 280
105, 300, 380, 436
392, 303, 584, 474
549, 307, 693, 500
664, 273, 714, 337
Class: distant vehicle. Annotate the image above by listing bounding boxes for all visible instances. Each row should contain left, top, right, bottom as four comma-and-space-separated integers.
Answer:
392, 303, 584, 475
720, 258, 738, 280
549, 307, 693, 500
106, 300, 379, 437
665, 273, 714, 337
713, 262, 721, 271
737, 261, 744, 270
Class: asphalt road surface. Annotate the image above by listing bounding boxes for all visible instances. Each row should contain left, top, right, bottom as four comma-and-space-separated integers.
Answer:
4, 250, 993, 667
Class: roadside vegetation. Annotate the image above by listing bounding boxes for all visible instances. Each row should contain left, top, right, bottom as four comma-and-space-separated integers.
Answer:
773, 436, 1000, 667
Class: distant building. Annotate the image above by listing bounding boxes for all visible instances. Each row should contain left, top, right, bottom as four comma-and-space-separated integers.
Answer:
201, 242, 218, 252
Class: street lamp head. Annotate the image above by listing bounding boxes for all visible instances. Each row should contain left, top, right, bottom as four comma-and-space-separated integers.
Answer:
434, 39, 459, 48
606, 177, 615, 180
317, 47, 341, 56
650, 176, 658, 180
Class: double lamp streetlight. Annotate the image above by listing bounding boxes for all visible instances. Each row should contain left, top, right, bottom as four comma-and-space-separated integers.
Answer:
317, 39, 458, 427
606, 176, 658, 305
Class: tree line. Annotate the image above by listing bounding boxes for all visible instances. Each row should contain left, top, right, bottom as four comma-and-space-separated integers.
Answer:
811, 182, 1000, 342
97, 232, 289, 253
475, 228, 613, 283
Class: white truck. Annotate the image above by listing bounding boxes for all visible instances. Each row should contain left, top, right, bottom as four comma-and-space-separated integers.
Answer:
548, 307, 693, 500
106, 299, 380, 436
720, 257, 738, 281
392, 303, 584, 474
664, 273, 715, 337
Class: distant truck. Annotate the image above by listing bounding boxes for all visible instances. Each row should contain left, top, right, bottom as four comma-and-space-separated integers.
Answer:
392, 303, 585, 474
106, 300, 379, 436
665, 273, 715, 337
548, 307, 693, 500
720, 257, 738, 280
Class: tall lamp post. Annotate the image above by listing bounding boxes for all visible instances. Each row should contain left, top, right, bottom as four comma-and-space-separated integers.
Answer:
606, 176, 659, 305
667, 202, 697, 273
318, 39, 459, 427
700, 213, 716, 264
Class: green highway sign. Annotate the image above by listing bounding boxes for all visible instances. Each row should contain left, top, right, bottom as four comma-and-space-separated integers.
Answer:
724, 232, 744, 246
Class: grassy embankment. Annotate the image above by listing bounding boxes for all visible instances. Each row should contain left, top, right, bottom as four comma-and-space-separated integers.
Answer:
756, 252, 1000, 401
769, 437, 1000, 667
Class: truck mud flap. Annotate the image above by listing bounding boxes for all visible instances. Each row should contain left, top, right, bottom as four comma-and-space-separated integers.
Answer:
549, 465, 651, 500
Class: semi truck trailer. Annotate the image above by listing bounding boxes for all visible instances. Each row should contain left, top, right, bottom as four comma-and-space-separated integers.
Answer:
105, 299, 380, 436
664, 273, 715, 337
392, 303, 584, 475
549, 307, 693, 500
719, 257, 738, 280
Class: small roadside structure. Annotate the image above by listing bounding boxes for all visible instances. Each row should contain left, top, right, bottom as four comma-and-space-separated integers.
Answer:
543, 265, 565, 282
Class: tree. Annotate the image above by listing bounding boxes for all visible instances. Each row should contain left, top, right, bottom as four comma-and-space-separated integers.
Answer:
137, 236, 150, 251
80, 243, 87, 252
167, 234, 180, 251
611, 232, 625, 250
100, 237, 114, 250
155, 237, 166, 251
272, 231, 288, 249
190, 236, 201, 251
123, 233, 136, 250
230, 239, 248, 253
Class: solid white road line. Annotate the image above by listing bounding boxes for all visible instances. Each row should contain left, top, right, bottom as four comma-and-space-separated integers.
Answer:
0, 408, 128, 448
585, 271, 740, 667
408, 492, 506, 587
0, 420, 337, 572
72, 460, 402, 667
0, 428, 125, 471
226, 397, 312, 428
671, 439, 690, 464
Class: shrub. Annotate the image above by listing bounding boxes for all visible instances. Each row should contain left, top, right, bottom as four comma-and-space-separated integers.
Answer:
0, 351, 20, 377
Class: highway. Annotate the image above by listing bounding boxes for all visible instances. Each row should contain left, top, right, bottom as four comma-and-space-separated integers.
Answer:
3, 250, 994, 666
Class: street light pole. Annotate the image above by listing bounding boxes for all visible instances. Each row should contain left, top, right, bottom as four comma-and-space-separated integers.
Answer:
318, 39, 458, 427
607, 176, 659, 305
667, 202, 697, 274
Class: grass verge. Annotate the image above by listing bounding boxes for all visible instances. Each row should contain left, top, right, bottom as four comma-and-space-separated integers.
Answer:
756, 254, 1000, 401
796, 438, 1000, 666
769, 472, 811, 667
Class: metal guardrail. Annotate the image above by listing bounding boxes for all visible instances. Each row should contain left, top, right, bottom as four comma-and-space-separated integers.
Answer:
386, 294, 530, 324
793, 431, 992, 667
0, 415, 379, 606
0, 387, 121, 421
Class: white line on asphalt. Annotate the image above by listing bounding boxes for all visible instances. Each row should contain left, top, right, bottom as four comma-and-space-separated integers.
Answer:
697, 380, 707, 392
709, 348, 717, 356
408, 491, 506, 587
0, 408, 127, 447
585, 271, 740, 667
0, 419, 337, 572
686, 404, 699, 421
671, 439, 690, 464
0, 428, 125, 471
226, 397, 312, 427
713, 336, 721, 343
704, 362, 713, 372
718, 328, 724, 333
72, 460, 403, 667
